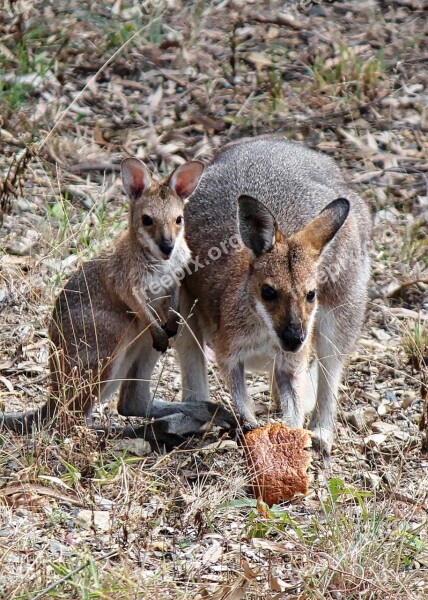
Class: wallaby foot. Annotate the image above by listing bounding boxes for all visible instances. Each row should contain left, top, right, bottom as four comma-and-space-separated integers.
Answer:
309, 425, 334, 460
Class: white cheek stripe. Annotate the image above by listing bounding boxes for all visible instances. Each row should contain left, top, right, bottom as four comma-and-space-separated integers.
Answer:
255, 300, 277, 339
300, 301, 318, 350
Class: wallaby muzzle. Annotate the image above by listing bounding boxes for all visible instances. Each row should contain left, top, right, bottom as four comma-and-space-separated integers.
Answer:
279, 323, 306, 353
159, 239, 174, 259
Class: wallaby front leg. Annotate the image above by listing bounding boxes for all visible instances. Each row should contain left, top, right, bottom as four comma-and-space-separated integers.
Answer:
224, 361, 258, 430
175, 288, 209, 403
274, 364, 306, 429
128, 294, 169, 353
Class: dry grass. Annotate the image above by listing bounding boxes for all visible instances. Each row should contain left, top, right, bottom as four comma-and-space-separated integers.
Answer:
1, 1, 427, 598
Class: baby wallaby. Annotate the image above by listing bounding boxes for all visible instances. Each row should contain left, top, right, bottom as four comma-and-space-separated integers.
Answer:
0, 157, 233, 440
173, 137, 371, 457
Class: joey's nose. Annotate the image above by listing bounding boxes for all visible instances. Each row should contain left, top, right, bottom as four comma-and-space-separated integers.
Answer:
159, 240, 174, 259
280, 326, 305, 352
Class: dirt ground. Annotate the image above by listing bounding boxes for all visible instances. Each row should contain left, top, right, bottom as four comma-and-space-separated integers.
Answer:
0, 1, 427, 598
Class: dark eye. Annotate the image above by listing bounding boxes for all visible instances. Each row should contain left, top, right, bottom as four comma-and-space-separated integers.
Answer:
261, 284, 277, 301
142, 215, 153, 226
176, 215, 183, 225
306, 290, 316, 303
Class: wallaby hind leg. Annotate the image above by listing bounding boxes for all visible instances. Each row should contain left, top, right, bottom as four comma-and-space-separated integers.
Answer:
118, 328, 234, 439
309, 298, 366, 457
117, 335, 160, 417
175, 288, 210, 403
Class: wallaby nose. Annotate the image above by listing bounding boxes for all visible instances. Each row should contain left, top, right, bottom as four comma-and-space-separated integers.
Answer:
280, 325, 305, 353
159, 240, 174, 259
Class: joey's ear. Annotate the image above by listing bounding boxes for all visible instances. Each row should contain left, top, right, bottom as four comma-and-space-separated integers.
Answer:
169, 160, 205, 201
121, 158, 151, 202
237, 195, 277, 257
294, 198, 350, 257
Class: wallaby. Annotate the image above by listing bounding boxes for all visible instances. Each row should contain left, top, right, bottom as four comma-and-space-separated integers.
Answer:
0, 157, 234, 445
170, 137, 371, 457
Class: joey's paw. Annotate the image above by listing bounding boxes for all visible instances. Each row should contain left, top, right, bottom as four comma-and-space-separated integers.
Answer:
162, 322, 179, 339
310, 426, 333, 462
152, 330, 169, 353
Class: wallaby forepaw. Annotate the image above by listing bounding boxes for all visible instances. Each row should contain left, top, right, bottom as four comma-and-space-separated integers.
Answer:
162, 322, 179, 339
152, 330, 169, 353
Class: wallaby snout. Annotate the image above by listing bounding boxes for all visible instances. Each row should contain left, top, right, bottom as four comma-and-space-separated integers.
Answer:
279, 322, 306, 353
158, 238, 175, 259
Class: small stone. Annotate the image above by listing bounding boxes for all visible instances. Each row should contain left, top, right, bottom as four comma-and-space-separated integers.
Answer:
371, 327, 391, 342
371, 421, 397, 434
111, 438, 151, 457
343, 407, 378, 431
364, 433, 387, 448
377, 403, 389, 417
365, 391, 381, 405
401, 391, 416, 409
393, 430, 410, 442
385, 390, 398, 405
308, 5, 327, 17
75, 510, 111, 532
0, 289, 6, 303
362, 472, 382, 490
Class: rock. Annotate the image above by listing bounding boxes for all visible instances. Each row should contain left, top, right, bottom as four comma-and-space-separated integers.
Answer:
308, 5, 327, 17
343, 407, 378, 431
75, 510, 111, 532
377, 403, 389, 417
365, 391, 381, 405
371, 421, 397, 434
393, 430, 410, 442
364, 433, 387, 448
362, 472, 382, 490
371, 327, 391, 342
111, 438, 151, 457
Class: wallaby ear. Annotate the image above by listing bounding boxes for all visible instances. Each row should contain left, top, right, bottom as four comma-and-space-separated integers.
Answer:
294, 198, 350, 257
237, 195, 277, 257
169, 160, 205, 201
121, 158, 151, 202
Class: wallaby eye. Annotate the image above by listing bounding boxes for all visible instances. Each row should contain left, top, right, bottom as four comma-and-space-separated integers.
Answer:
176, 215, 183, 225
306, 290, 316, 303
261, 284, 277, 301
142, 215, 153, 226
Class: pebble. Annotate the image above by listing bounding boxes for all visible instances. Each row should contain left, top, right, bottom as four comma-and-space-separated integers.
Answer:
75, 510, 111, 532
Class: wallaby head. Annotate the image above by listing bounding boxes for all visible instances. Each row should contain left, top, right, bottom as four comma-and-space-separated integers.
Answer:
238, 196, 350, 353
121, 158, 204, 260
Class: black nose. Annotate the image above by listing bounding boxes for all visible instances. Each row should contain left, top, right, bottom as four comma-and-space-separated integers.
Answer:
280, 326, 305, 352
159, 240, 174, 257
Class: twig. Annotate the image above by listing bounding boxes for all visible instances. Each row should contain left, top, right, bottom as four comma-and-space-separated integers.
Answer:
388, 277, 428, 299
31, 549, 118, 600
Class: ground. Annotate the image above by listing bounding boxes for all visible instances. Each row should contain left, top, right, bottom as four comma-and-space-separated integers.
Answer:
0, 1, 427, 598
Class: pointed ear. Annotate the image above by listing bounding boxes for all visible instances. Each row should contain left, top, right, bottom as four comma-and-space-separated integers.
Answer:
237, 195, 277, 257
294, 198, 350, 257
169, 160, 205, 201
121, 158, 151, 202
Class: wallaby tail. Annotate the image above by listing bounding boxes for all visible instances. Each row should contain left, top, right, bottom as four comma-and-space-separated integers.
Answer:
0, 402, 54, 434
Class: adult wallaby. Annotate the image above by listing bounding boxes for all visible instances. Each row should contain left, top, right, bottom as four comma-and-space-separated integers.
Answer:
0, 157, 234, 445
171, 137, 371, 457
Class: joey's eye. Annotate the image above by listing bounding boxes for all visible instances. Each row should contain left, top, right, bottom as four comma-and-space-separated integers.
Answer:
176, 215, 183, 225
142, 215, 153, 226
261, 284, 277, 301
306, 290, 316, 303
